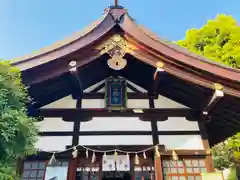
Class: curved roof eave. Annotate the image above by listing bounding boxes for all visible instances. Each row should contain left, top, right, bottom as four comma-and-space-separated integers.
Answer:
120, 13, 240, 83
11, 8, 116, 70
11, 6, 240, 84
138, 25, 239, 72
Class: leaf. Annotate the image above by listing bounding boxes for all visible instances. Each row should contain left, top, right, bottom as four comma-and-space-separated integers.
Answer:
0, 62, 38, 179
177, 14, 240, 68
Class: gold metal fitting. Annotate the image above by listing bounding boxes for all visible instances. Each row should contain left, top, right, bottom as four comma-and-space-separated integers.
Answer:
214, 83, 223, 91
156, 61, 164, 68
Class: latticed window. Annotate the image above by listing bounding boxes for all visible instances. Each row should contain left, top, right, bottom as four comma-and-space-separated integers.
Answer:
22, 161, 68, 180
134, 166, 155, 180
163, 159, 207, 180
22, 161, 47, 180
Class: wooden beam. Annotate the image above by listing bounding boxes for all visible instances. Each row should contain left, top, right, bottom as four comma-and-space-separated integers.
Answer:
152, 62, 164, 96
80, 92, 157, 99
34, 108, 199, 119
126, 82, 143, 93
89, 82, 105, 93
68, 61, 83, 99
198, 121, 215, 172
201, 83, 224, 121
71, 99, 82, 146
148, 95, 159, 145
39, 130, 200, 136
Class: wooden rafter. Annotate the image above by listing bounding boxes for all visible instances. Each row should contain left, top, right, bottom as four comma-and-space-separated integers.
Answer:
200, 83, 224, 121
68, 61, 83, 100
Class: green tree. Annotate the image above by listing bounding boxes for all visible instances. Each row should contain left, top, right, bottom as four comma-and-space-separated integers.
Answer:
177, 14, 240, 68
0, 62, 38, 179
212, 133, 240, 179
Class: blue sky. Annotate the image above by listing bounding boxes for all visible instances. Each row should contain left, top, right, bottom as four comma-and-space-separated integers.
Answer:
1, 0, 240, 59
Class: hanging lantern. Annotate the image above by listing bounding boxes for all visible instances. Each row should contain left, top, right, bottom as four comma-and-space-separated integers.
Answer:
143, 151, 147, 159
91, 151, 96, 163
155, 145, 160, 157
134, 153, 139, 165
72, 146, 78, 158
172, 149, 179, 161
86, 149, 89, 159
48, 153, 57, 166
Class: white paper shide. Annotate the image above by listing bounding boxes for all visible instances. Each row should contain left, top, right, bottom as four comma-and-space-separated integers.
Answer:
102, 155, 130, 171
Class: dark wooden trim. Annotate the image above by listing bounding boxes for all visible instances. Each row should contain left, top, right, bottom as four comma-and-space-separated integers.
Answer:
69, 67, 83, 99
126, 82, 142, 93
72, 99, 82, 146
149, 96, 159, 145
76, 99, 82, 109
35, 108, 198, 119
82, 92, 157, 99
72, 120, 80, 146
198, 121, 214, 172
90, 82, 105, 93
38, 130, 201, 136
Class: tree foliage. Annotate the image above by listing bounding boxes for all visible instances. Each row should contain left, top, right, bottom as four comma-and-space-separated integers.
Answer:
177, 14, 240, 68
0, 62, 38, 179
212, 132, 240, 179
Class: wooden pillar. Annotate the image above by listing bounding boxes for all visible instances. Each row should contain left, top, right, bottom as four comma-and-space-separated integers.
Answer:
154, 155, 163, 180
198, 121, 215, 172
148, 95, 163, 180
130, 155, 135, 180
67, 159, 77, 180
148, 95, 159, 145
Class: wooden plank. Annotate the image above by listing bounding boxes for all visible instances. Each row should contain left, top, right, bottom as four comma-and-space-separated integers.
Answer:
34, 108, 198, 119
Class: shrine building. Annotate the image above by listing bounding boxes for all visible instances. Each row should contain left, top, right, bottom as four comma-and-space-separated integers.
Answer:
12, 2, 240, 180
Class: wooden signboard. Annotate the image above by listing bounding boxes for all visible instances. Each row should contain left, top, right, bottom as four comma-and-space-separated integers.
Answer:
201, 172, 223, 180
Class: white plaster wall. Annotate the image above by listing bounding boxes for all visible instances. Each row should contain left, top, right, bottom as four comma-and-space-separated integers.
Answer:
127, 99, 149, 108
82, 99, 105, 108
154, 95, 188, 109
79, 135, 153, 146
35, 118, 74, 132
41, 96, 76, 109
158, 135, 204, 150
35, 136, 72, 151
80, 117, 151, 131
157, 117, 199, 131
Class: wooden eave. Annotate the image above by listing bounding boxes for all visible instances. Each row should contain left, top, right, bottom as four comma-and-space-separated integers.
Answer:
12, 6, 240, 97
11, 5, 240, 145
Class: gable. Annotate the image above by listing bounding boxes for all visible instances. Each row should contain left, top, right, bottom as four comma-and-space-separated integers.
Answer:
41, 78, 188, 109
